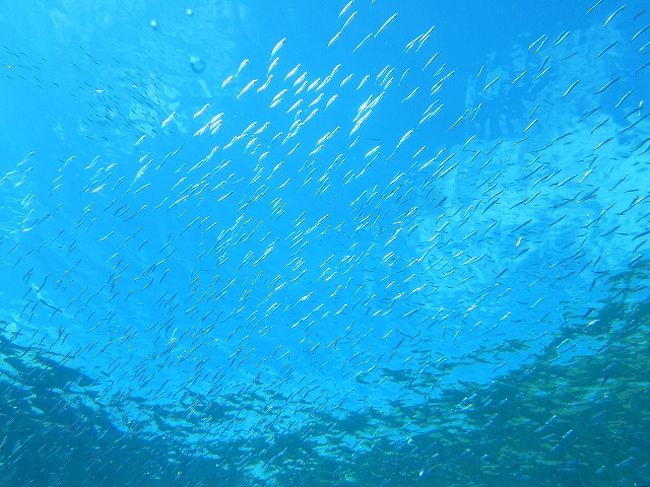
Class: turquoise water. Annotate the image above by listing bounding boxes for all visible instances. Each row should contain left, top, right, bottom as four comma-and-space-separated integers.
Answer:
1, 1, 649, 485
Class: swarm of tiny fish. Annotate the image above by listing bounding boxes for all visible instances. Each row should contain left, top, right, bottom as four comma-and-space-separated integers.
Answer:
0, 0, 649, 485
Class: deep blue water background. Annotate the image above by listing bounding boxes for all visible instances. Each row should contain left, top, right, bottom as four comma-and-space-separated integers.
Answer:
1, 1, 649, 486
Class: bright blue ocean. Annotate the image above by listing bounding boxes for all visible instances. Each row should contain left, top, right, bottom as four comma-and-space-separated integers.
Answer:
1, 1, 649, 485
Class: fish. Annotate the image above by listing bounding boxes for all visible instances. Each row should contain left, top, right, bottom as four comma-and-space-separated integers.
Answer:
193, 103, 210, 118
236, 58, 249, 76
237, 79, 258, 98
271, 37, 286, 58
160, 111, 175, 127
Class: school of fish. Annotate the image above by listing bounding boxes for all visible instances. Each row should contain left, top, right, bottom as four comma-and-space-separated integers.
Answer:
0, 0, 649, 485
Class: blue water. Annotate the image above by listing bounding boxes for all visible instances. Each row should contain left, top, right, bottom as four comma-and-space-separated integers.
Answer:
1, 1, 649, 485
